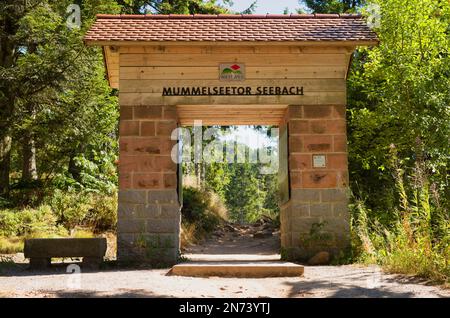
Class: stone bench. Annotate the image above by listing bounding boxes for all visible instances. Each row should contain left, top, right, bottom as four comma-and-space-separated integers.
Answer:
24, 238, 107, 269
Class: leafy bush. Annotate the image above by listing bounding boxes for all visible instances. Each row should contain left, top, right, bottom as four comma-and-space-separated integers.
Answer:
44, 189, 117, 232
0, 190, 117, 242
84, 192, 118, 232
45, 190, 92, 230
0, 205, 64, 237
181, 186, 227, 243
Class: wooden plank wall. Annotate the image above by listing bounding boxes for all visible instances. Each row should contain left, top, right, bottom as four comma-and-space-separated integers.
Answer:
116, 45, 352, 124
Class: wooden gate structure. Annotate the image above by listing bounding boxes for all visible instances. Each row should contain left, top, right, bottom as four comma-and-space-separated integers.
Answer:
85, 14, 378, 264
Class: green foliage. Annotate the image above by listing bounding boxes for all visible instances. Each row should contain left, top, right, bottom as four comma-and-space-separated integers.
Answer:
225, 162, 267, 223
0, 0, 120, 201
44, 189, 117, 232
0, 237, 24, 254
0, 205, 64, 237
301, 0, 366, 13
118, 0, 232, 14
0, 190, 117, 241
352, 152, 449, 283
182, 186, 225, 234
348, 0, 450, 213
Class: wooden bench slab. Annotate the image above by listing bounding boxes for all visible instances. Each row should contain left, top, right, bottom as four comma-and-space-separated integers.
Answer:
24, 238, 107, 269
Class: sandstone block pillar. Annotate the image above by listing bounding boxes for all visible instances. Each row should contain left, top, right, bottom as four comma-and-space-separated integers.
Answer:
117, 105, 180, 265
281, 105, 350, 261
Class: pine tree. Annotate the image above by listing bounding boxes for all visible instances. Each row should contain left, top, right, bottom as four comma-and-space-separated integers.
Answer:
301, 0, 365, 13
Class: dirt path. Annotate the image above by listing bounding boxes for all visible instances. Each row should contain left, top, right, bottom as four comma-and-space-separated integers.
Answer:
184, 220, 281, 261
0, 222, 448, 298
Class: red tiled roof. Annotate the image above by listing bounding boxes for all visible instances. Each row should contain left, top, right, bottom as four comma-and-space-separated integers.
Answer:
84, 14, 378, 43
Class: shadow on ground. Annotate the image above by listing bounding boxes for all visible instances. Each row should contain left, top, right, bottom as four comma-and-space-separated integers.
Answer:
284, 266, 447, 298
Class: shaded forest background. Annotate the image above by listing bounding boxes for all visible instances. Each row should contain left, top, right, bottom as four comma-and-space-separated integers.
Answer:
0, 0, 448, 282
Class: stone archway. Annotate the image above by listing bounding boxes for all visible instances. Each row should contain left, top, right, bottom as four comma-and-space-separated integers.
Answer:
85, 13, 378, 265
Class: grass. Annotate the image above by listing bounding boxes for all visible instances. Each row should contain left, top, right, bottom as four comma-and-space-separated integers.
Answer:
0, 237, 24, 254
180, 186, 228, 250
352, 155, 449, 285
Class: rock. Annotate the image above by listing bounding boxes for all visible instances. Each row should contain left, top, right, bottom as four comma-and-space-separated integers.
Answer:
253, 230, 273, 239
307, 251, 330, 265
262, 223, 274, 230
224, 224, 236, 232
253, 220, 263, 227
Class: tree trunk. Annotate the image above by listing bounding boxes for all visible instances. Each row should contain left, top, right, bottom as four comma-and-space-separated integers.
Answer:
68, 154, 82, 183
195, 163, 201, 188
0, 135, 12, 197
21, 132, 37, 183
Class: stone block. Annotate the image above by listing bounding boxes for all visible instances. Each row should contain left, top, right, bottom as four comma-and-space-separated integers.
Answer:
119, 173, 132, 189
163, 106, 177, 120
135, 204, 159, 218
303, 135, 332, 152
156, 121, 177, 136
310, 120, 327, 134
333, 135, 347, 152
321, 188, 349, 202
291, 218, 321, 234
138, 234, 178, 249
120, 106, 133, 120
326, 218, 350, 233
154, 155, 176, 172
163, 173, 177, 188
140, 121, 155, 136
289, 135, 303, 153
289, 120, 309, 134
146, 218, 180, 233
133, 173, 162, 189
119, 190, 147, 204
291, 204, 310, 218
303, 105, 332, 118
332, 202, 349, 218
118, 203, 136, 219
291, 189, 321, 202
117, 233, 135, 246
337, 170, 349, 188
302, 171, 337, 188
160, 204, 181, 218
118, 219, 146, 233
289, 154, 311, 170
309, 203, 333, 218
148, 190, 178, 204
120, 121, 140, 136
288, 105, 303, 119
327, 153, 348, 170
133, 106, 162, 119
326, 119, 346, 134
290, 171, 302, 188
333, 105, 346, 119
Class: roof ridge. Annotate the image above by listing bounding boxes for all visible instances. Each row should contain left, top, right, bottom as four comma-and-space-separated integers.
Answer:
95, 13, 362, 20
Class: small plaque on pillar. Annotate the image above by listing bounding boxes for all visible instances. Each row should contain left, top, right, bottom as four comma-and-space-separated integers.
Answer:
313, 154, 327, 168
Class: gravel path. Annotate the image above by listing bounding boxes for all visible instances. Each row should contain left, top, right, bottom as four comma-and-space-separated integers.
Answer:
0, 263, 448, 298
